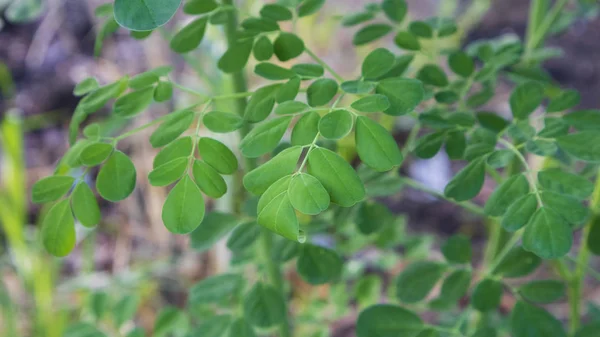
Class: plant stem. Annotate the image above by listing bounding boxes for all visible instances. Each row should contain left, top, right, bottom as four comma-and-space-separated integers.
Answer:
304, 47, 345, 83
525, 0, 569, 55
401, 177, 486, 216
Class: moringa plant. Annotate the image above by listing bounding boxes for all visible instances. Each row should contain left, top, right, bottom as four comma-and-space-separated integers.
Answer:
29, 0, 600, 336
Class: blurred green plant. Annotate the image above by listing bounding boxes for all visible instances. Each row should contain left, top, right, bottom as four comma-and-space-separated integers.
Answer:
26, 0, 600, 337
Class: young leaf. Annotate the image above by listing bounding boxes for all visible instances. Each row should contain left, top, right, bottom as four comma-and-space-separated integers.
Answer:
114, 0, 181, 31
492, 246, 542, 278
154, 81, 173, 102
307, 148, 366, 207
356, 305, 423, 337
170, 17, 208, 53
395, 261, 445, 303
471, 278, 503, 312
253, 36, 274, 61
484, 174, 529, 216
240, 116, 292, 158
42, 199, 76, 257
511, 301, 567, 337
260, 4, 293, 21
381, 0, 407, 22
291, 63, 324, 78
113, 87, 154, 118
243, 146, 302, 195
557, 131, 600, 162
241, 17, 280, 33
414, 132, 445, 159
417, 64, 448, 87
502, 194, 538, 232
518, 280, 565, 303
436, 268, 471, 306
149, 110, 194, 148
394, 31, 420, 51
523, 207, 573, 259
441, 234, 472, 264
148, 157, 188, 187
351, 95, 390, 113
243, 283, 286, 328
445, 131, 466, 159
97, 151, 136, 202
183, 0, 217, 14
218, 40, 254, 73
274, 101, 309, 115
273, 32, 304, 61
189, 274, 243, 305
297, 244, 342, 284
355, 116, 403, 171
204, 111, 244, 133
362, 48, 395, 80
448, 51, 475, 77
276, 76, 301, 103
444, 158, 486, 201
307, 78, 338, 107
353, 24, 393, 45
74, 77, 99, 96
197, 137, 238, 175
162, 175, 205, 234
297, 0, 325, 17
153, 136, 193, 169
254, 62, 295, 80
192, 160, 227, 198
257, 176, 299, 241
71, 182, 101, 227
318, 109, 353, 140
244, 84, 280, 123
376, 78, 424, 115
510, 82, 544, 119
288, 173, 330, 215
32, 176, 75, 204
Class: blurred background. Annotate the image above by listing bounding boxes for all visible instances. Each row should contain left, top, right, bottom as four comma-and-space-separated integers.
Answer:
1, 0, 600, 336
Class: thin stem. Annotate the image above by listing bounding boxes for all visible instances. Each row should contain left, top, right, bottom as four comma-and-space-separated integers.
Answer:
304, 47, 345, 83
171, 81, 209, 99
498, 138, 542, 206
401, 177, 486, 216
525, 0, 569, 54
483, 231, 523, 275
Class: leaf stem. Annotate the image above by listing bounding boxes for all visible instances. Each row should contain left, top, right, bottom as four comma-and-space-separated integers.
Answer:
498, 138, 542, 206
304, 46, 345, 83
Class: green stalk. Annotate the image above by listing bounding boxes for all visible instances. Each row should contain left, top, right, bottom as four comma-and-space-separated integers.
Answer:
525, 0, 569, 55
221, 2, 291, 336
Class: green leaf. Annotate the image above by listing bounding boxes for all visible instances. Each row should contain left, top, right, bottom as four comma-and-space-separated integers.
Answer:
191, 315, 231, 337
197, 137, 238, 175
487, 149, 514, 168
71, 182, 100, 227
227, 222, 262, 253
434, 90, 459, 104
291, 112, 320, 146
444, 158, 486, 201
291, 63, 324, 78
414, 132, 445, 159
308, 148, 365, 207
97, 151, 136, 202
148, 157, 188, 187
471, 278, 503, 312
417, 64, 448, 87
351, 95, 390, 113
257, 176, 299, 241
297, 0, 325, 17
307, 78, 338, 107
445, 131, 466, 159
170, 17, 207, 53
192, 160, 227, 198
189, 274, 243, 304
243, 146, 302, 195
484, 174, 530, 216
183, 0, 217, 14
297, 244, 342, 284
511, 301, 567, 337
128, 72, 159, 90
557, 131, 600, 162
244, 84, 280, 123
355, 116, 403, 171
154, 81, 173, 102
41, 199, 76, 257
149, 110, 194, 148
448, 51, 475, 77
190, 212, 238, 252
362, 48, 395, 80
436, 268, 471, 306
243, 283, 286, 328
376, 78, 424, 115
510, 82, 544, 119
563, 110, 600, 131
575, 323, 600, 337
540, 192, 589, 226
342, 12, 375, 27
356, 201, 391, 234
409, 21, 433, 37
241, 17, 280, 33
356, 304, 424, 337
394, 31, 420, 51
204, 111, 243, 133
274, 101, 309, 115
218, 40, 254, 74
395, 261, 445, 303
288, 173, 330, 215
341, 80, 375, 94
526, 139, 557, 156
153, 307, 188, 337
276, 76, 301, 103
523, 207, 573, 259
113, 87, 154, 118
492, 246, 542, 278
355, 275, 383, 310
353, 24, 393, 45
162, 175, 205, 234
153, 136, 192, 169
273, 32, 304, 61
518, 280, 565, 303
240, 116, 292, 158
260, 4, 293, 21
381, 0, 407, 22
318, 109, 353, 140
74, 77, 99, 96
253, 36, 274, 61
441, 234, 472, 264
254, 62, 295, 80
32, 175, 75, 204
228, 319, 256, 337
113, 295, 140, 328
114, 0, 181, 31
502, 194, 538, 232
547, 89, 580, 113
64, 323, 107, 337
